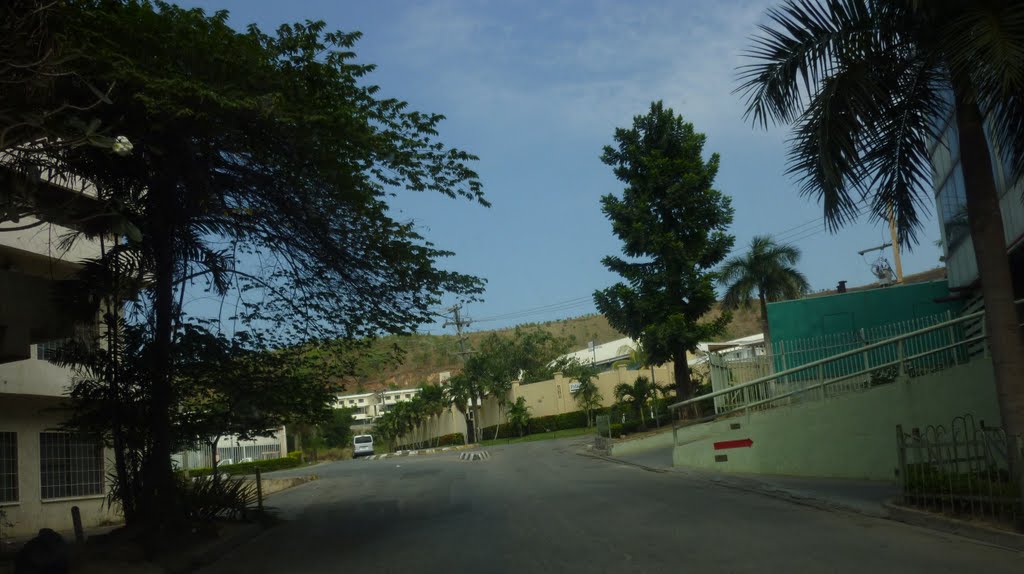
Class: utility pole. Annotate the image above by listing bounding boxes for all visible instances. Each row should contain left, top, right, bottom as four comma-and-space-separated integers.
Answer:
443, 304, 474, 361
443, 304, 478, 441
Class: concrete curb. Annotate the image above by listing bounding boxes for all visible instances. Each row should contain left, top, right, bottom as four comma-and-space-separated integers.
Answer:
700, 476, 889, 519
576, 450, 667, 474
883, 500, 1024, 551
459, 451, 490, 461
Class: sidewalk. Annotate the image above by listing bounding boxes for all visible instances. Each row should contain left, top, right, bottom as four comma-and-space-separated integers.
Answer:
612, 447, 897, 518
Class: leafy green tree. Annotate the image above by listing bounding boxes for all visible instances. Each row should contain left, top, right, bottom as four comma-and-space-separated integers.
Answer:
319, 409, 355, 449
506, 397, 532, 437
614, 376, 655, 429
9, 1, 488, 531
595, 101, 735, 402
737, 0, 1024, 439
718, 235, 809, 355
566, 360, 603, 427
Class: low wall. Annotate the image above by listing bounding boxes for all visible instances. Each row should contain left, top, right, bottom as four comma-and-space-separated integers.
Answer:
256, 476, 314, 497
673, 359, 1000, 481
609, 428, 675, 457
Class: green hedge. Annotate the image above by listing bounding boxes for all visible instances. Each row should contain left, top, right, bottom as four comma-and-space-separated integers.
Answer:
480, 409, 591, 440
184, 456, 302, 477
437, 433, 465, 447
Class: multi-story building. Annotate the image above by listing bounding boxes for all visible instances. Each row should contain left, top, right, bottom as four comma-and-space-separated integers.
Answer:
929, 92, 1024, 308
0, 169, 117, 538
334, 388, 423, 428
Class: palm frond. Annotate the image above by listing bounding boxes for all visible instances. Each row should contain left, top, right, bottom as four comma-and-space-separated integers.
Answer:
736, 0, 887, 128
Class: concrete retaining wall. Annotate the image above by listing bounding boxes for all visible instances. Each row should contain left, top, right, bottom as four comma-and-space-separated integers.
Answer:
673, 359, 1000, 481
609, 429, 675, 457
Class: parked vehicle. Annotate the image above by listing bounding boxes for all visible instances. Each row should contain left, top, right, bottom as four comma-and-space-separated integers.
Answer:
353, 434, 374, 457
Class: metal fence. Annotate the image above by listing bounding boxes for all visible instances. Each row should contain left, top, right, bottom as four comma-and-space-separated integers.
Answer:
174, 441, 282, 471
670, 306, 996, 422
897, 415, 1023, 528
771, 311, 965, 381
706, 311, 968, 414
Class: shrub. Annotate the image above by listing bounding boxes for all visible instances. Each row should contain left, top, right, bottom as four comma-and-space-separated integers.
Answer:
480, 410, 594, 439
437, 433, 465, 447
609, 423, 623, 438
180, 475, 258, 521
185, 456, 302, 478
287, 450, 303, 461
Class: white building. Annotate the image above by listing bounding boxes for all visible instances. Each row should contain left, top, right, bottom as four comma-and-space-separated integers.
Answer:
0, 169, 118, 538
334, 387, 423, 426
558, 336, 638, 370
929, 90, 1024, 308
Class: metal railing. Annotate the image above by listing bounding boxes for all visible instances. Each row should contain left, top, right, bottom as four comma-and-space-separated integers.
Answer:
669, 300, 1024, 425
897, 414, 1023, 527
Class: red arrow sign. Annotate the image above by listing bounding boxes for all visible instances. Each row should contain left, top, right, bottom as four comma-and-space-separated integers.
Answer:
714, 438, 753, 450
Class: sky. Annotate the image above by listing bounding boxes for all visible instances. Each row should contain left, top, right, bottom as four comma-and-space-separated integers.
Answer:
176, 0, 944, 337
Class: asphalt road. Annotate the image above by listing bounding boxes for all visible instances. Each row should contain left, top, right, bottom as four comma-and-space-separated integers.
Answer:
200, 437, 1022, 573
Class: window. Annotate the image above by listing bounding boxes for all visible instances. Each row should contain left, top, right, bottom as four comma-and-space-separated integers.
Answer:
39, 433, 104, 500
35, 339, 69, 362
359, 398, 365, 404
938, 163, 968, 247
0, 432, 16, 503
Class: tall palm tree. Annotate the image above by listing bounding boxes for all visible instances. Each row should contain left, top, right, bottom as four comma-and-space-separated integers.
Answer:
614, 376, 655, 428
719, 235, 809, 357
506, 397, 532, 437
737, 1, 1024, 436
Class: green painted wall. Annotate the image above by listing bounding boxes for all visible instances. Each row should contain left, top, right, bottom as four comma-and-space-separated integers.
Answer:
768, 280, 961, 342
766, 280, 963, 374
672, 359, 999, 480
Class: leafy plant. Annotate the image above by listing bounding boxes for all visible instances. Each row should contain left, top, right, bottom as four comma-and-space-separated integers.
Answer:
506, 397, 532, 437
184, 456, 302, 478
180, 475, 259, 521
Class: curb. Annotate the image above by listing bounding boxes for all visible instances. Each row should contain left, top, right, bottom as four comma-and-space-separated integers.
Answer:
701, 476, 889, 519
576, 450, 667, 474
459, 451, 490, 461
883, 500, 1024, 552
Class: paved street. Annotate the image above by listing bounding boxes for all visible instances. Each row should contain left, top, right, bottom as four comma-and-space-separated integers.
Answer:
201, 437, 1022, 573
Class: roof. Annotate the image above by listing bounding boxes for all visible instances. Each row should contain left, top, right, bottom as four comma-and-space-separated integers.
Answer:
559, 336, 637, 366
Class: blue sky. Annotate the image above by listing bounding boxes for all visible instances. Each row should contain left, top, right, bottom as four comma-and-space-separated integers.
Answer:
177, 0, 943, 336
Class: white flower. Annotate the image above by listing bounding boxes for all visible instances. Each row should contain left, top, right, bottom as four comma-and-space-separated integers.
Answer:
111, 135, 134, 156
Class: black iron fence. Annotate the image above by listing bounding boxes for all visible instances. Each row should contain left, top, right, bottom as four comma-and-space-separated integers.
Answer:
896, 414, 1024, 529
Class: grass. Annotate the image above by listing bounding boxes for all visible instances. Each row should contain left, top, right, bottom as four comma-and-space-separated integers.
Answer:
480, 426, 595, 446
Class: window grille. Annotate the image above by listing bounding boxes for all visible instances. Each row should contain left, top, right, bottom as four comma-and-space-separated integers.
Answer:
39, 432, 104, 500
0, 432, 16, 503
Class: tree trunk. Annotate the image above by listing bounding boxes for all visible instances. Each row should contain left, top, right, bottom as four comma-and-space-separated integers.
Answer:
758, 291, 773, 373
954, 88, 1024, 439
673, 351, 692, 403
493, 404, 503, 440
142, 179, 178, 534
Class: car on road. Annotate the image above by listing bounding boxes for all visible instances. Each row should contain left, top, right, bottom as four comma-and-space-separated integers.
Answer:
353, 434, 374, 457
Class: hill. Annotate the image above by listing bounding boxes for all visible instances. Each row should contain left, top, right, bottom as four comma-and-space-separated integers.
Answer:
343, 304, 764, 393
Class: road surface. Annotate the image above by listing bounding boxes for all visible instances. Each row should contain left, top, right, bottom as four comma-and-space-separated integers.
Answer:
200, 437, 1022, 573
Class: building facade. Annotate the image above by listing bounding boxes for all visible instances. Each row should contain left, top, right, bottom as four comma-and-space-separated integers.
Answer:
0, 171, 117, 539
929, 91, 1024, 302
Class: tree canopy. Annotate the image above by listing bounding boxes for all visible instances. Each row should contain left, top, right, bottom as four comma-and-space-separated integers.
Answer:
594, 101, 735, 401
4, 0, 488, 534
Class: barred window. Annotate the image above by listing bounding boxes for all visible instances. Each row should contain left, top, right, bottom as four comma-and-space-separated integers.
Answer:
39, 433, 104, 500
36, 339, 69, 362
0, 432, 16, 503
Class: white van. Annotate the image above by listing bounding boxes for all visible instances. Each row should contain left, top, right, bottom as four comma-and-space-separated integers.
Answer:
353, 434, 374, 457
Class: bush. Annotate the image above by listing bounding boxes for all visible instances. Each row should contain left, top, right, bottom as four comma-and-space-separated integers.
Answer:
480, 409, 592, 440
185, 456, 302, 478
178, 475, 258, 521
287, 450, 303, 461
609, 423, 623, 438
437, 433, 465, 447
